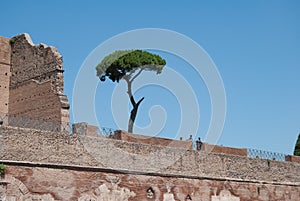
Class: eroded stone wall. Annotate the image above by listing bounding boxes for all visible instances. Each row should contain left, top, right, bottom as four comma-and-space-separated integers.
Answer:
0, 163, 299, 201
7, 33, 69, 132
9, 81, 61, 121
0, 126, 299, 185
0, 36, 11, 119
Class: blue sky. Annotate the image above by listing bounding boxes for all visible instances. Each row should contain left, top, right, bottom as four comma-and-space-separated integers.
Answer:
1, 0, 300, 154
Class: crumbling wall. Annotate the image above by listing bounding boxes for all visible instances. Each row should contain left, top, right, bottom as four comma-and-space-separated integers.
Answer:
8, 34, 69, 132
0, 126, 299, 184
72, 122, 100, 137
0, 126, 300, 200
0, 36, 11, 121
0, 162, 299, 201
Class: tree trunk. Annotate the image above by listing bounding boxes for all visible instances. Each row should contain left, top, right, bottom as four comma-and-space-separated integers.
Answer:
128, 106, 138, 133
124, 72, 144, 133
128, 97, 144, 133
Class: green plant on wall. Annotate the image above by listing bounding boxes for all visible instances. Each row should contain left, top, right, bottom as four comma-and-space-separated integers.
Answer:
9, 38, 15, 45
0, 163, 5, 175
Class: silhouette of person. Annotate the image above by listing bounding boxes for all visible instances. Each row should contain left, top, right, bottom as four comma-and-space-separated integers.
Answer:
196, 137, 203, 151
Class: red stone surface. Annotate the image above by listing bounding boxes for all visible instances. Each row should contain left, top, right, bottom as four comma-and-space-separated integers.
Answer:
201, 143, 248, 156
0, 164, 298, 201
0, 34, 70, 132
0, 36, 11, 65
112, 130, 193, 150
285, 155, 300, 163
0, 36, 10, 116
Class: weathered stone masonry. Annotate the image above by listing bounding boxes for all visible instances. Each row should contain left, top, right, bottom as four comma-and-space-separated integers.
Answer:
0, 126, 299, 200
0, 34, 70, 132
0, 37, 11, 118
1, 163, 299, 201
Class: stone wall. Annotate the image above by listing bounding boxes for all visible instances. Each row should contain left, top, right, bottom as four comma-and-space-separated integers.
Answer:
286, 155, 300, 163
9, 81, 61, 120
109, 130, 193, 150
9, 34, 63, 92
0, 162, 299, 201
201, 143, 248, 157
0, 126, 299, 184
0, 36, 11, 119
0, 126, 300, 200
72, 122, 99, 137
6, 33, 70, 132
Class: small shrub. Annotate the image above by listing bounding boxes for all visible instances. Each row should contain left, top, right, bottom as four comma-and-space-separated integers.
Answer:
9, 38, 15, 45
0, 163, 5, 174
294, 134, 300, 156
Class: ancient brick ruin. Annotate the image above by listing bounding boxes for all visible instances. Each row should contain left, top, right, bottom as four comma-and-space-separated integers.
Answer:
0, 34, 70, 132
0, 126, 300, 200
0, 34, 300, 201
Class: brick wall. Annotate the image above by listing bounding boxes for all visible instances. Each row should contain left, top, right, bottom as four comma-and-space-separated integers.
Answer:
0, 126, 299, 200
201, 143, 248, 156
112, 130, 193, 150
285, 155, 300, 163
9, 34, 63, 92
72, 122, 99, 137
7, 33, 70, 132
9, 81, 61, 121
0, 36, 11, 118
0, 163, 299, 201
0, 126, 299, 184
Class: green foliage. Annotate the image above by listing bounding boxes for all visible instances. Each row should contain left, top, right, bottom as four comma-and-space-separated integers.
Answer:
96, 49, 166, 133
96, 50, 166, 82
0, 163, 5, 174
294, 133, 300, 156
9, 38, 15, 45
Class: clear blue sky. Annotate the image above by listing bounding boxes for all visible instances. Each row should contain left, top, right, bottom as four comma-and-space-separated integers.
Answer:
1, 0, 300, 154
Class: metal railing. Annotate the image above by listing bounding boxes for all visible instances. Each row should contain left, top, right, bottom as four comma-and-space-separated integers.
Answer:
98, 127, 117, 137
247, 148, 286, 161
0, 112, 290, 161
191, 139, 288, 161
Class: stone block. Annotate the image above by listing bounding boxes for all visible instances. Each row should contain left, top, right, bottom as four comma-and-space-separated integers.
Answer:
72, 122, 99, 137
285, 155, 300, 163
200, 143, 247, 156
113, 130, 193, 150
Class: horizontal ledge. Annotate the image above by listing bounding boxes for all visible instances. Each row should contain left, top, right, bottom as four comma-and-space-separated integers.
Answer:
0, 159, 299, 187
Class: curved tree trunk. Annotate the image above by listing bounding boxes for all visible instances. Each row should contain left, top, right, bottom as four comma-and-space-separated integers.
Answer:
124, 70, 144, 133
128, 97, 144, 133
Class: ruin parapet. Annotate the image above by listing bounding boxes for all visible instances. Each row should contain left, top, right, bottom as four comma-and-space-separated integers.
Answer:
0, 34, 69, 132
